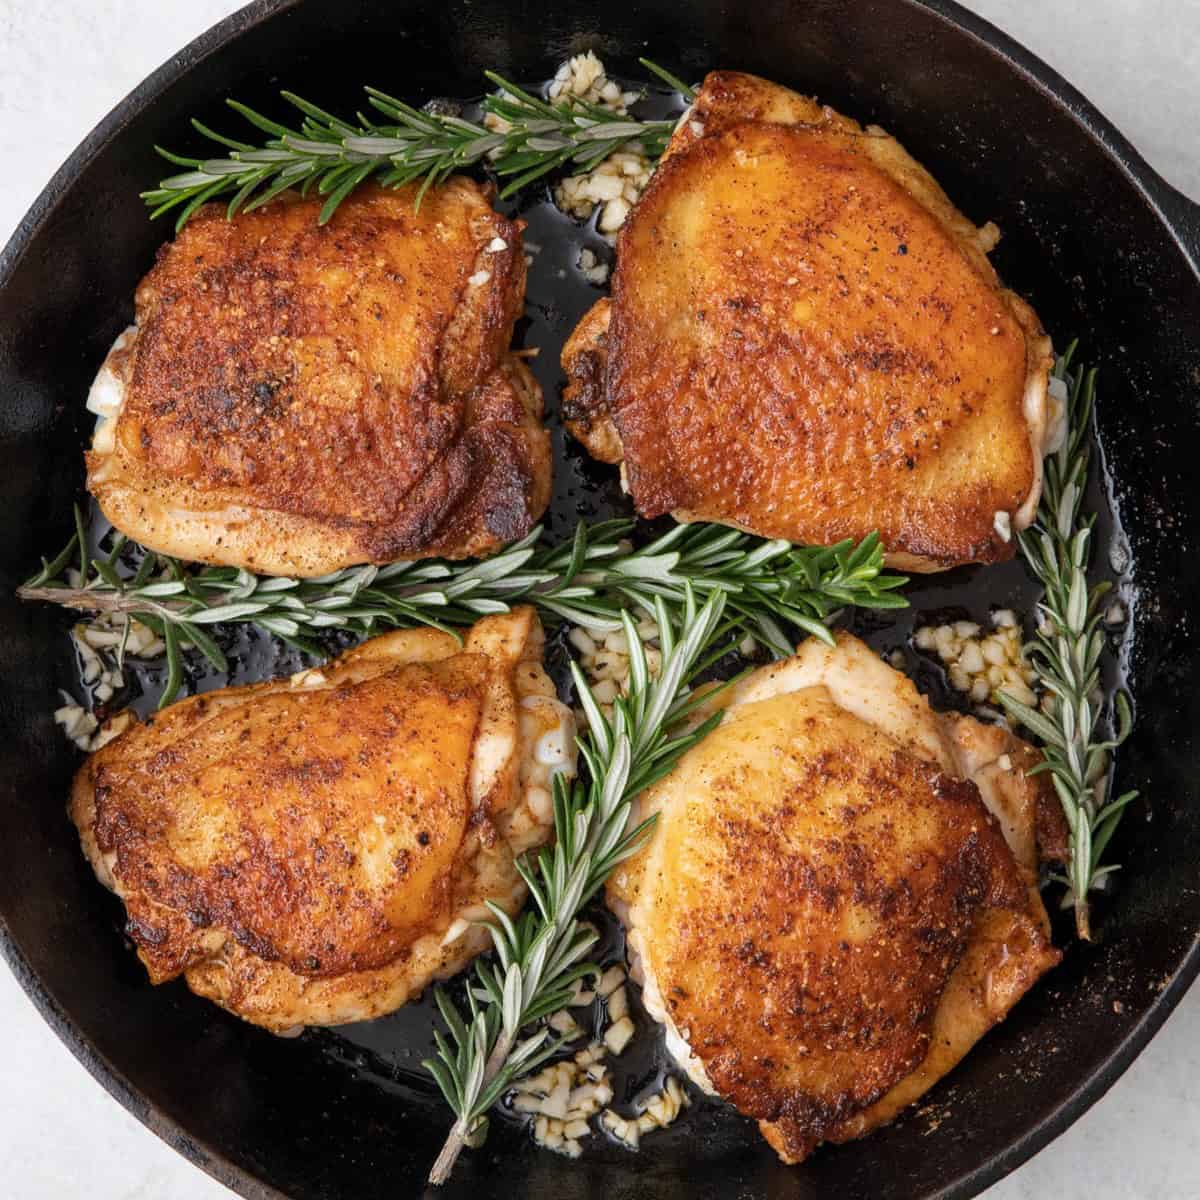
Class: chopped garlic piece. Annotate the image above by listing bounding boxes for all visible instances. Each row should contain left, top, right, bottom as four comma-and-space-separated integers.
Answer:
542, 1075, 571, 1119
548, 1009, 583, 1040
601, 1108, 640, 1149
597, 964, 626, 997
574, 1040, 606, 1067
604, 1015, 635, 1055
568, 980, 596, 1007
606, 984, 629, 1021
568, 627, 597, 656
913, 611, 1038, 713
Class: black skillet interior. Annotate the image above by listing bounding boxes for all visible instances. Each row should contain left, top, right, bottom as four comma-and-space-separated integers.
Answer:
2, 2, 1200, 1198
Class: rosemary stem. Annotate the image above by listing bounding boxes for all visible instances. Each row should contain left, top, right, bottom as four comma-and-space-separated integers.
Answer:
998, 348, 1134, 939
145, 64, 685, 229
419, 592, 731, 1184
1076, 901, 1091, 942
16, 584, 173, 615
19, 522, 907, 712
427, 1030, 514, 1185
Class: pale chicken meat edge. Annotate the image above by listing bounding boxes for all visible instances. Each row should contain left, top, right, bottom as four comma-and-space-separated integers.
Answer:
608, 631, 1063, 1162
71, 608, 574, 1032
563, 71, 1057, 571
87, 181, 552, 577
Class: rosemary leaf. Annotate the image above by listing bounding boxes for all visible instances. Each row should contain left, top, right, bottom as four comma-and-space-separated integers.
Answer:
998, 345, 1135, 940
424, 588, 728, 1185
17, 520, 907, 703
144, 61, 692, 228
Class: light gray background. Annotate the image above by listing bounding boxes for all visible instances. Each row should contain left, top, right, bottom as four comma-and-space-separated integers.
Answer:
1, 2, 1197, 1196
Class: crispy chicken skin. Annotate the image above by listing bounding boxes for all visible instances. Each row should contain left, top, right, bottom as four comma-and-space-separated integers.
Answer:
70, 608, 575, 1032
87, 181, 550, 576
563, 72, 1054, 572
608, 632, 1061, 1163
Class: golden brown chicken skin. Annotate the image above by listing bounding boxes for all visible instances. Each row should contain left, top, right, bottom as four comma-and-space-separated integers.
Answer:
70, 609, 575, 1031
608, 632, 1061, 1163
87, 181, 550, 576
563, 72, 1054, 571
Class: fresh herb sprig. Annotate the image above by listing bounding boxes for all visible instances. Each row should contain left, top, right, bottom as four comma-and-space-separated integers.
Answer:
142, 60, 690, 230
18, 516, 907, 708
998, 345, 1135, 941
425, 588, 729, 1184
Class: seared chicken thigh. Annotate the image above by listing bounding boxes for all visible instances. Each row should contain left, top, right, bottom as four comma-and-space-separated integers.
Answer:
71, 609, 574, 1031
564, 72, 1054, 571
88, 181, 550, 576
608, 632, 1061, 1162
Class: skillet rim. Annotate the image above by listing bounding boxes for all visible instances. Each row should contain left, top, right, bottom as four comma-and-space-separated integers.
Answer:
0, 1, 1197, 1197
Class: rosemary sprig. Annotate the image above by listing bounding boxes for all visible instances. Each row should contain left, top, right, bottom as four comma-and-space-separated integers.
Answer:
18, 517, 907, 708
638, 57, 696, 102
425, 588, 730, 1184
142, 66, 683, 230
998, 344, 1135, 941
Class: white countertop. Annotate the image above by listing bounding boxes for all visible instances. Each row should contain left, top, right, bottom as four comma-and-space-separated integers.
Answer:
1, 2, 1197, 1196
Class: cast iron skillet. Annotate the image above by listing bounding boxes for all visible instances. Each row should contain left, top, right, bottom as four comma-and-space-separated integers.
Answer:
2, 1, 1199, 1197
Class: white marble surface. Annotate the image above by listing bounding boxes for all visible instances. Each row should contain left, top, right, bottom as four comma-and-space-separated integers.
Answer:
1, 2, 1198, 1197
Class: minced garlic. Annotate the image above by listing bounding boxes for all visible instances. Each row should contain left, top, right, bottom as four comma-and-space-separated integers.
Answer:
570, 620, 662, 723
913, 609, 1038, 709
507, 959, 692, 1159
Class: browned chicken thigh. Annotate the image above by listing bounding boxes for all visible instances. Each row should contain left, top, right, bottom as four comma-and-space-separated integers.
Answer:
608, 632, 1062, 1162
564, 72, 1055, 571
70, 609, 575, 1031
87, 181, 550, 576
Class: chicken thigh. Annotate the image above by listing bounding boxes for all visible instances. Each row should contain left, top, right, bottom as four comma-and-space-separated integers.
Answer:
71, 608, 574, 1031
608, 631, 1061, 1162
564, 72, 1055, 571
87, 181, 550, 576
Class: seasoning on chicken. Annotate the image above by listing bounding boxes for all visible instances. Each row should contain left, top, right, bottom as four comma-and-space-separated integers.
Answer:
87, 182, 550, 576
563, 72, 1055, 571
70, 609, 574, 1032
608, 631, 1062, 1162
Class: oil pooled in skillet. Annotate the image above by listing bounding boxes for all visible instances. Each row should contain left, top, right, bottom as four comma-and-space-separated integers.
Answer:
58, 70, 1136, 1159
